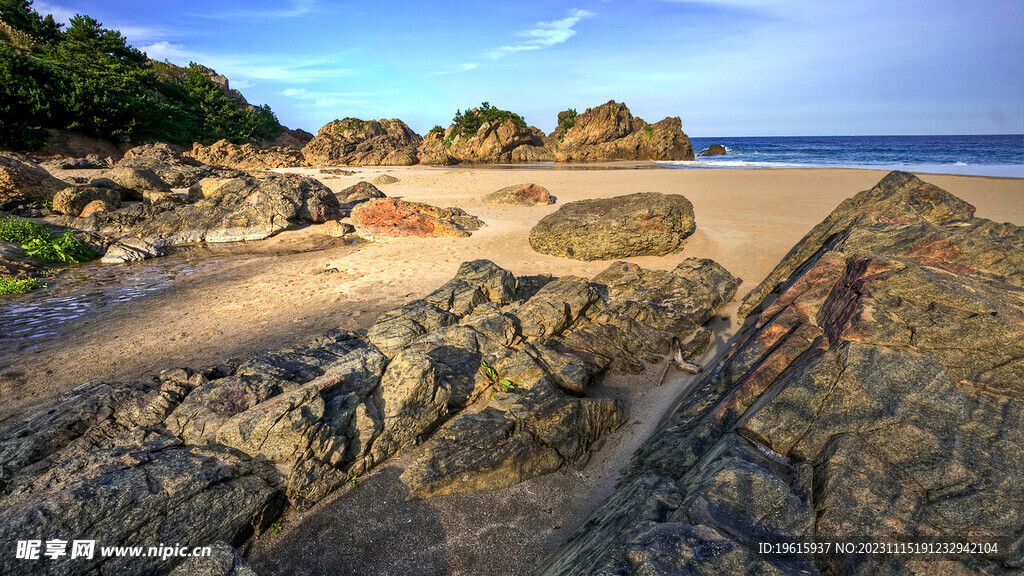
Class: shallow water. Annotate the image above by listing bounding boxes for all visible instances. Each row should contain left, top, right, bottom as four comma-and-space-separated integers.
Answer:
0, 238, 357, 349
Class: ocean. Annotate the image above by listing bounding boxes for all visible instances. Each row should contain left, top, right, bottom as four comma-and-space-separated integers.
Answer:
662, 135, 1024, 177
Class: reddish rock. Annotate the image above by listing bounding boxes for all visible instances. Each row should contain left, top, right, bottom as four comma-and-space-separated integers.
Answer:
351, 198, 483, 238
79, 199, 115, 217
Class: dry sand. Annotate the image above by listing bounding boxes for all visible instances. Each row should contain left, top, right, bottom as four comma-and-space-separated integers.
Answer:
0, 166, 1020, 574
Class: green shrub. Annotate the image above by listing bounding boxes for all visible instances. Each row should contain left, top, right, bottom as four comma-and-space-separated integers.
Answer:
0, 215, 96, 263
0, 275, 44, 294
446, 102, 527, 144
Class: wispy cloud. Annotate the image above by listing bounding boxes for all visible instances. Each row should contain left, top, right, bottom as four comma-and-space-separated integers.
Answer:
141, 41, 359, 84
280, 88, 373, 109
194, 0, 318, 20
486, 8, 594, 59
431, 62, 480, 76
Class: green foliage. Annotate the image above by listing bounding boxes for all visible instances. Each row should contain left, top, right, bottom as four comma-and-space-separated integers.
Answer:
480, 359, 515, 400
0, 215, 96, 263
0, 275, 44, 294
446, 102, 527, 145
270, 521, 284, 536
428, 125, 444, 136
0, 3, 283, 150
644, 124, 654, 139
557, 108, 578, 142
349, 471, 358, 487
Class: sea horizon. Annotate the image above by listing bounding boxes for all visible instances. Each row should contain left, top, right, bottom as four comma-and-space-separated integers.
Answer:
669, 134, 1024, 177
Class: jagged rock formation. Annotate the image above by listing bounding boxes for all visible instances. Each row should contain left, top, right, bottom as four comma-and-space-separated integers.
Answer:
187, 140, 307, 170
351, 198, 484, 238
418, 118, 543, 165
530, 192, 696, 260
537, 172, 1024, 576
302, 118, 421, 166
0, 152, 69, 204
480, 183, 555, 205
0, 257, 738, 575
544, 101, 695, 162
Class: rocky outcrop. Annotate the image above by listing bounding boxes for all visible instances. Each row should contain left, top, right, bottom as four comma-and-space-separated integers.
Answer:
118, 143, 216, 188
65, 173, 343, 250
0, 255, 739, 574
530, 192, 695, 260
371, 174, 399, 185
302, 118, 421, 166
168, 542, 258, 576
480, 183, 555, 205
698, 144, 727, 157
547, 101, 695, 162
418, 118, 543, 165
90, 165, 173, 197
187, 140, 306, 170
0, 152, 69, 204
538, 171, 1024, 576
351, 198, 483, 238
35, 129, 123, 161
274, 128, 315, 150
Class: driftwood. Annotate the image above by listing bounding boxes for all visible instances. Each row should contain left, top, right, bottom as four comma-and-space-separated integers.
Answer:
656, 327, 713, 386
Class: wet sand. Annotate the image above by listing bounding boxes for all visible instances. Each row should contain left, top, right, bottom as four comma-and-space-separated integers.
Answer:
1, 166, 1020, 574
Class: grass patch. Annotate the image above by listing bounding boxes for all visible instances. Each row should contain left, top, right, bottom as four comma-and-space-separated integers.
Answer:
0, 215, 97, 263
0, 276, 44, 295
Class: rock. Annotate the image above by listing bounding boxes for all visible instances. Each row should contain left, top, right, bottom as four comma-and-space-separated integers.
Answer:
142, 190, 186, 207
78, 199, 115, 217
510, 144, 555, 162
188, 176, 247, 202
130, 173, 344, 246
93, 165, 173, 194
118, 143, 216, 188
547, 101, 695, 162
51, 186, 121, 216
480, 183, 555, 205
35, 129, 123, 161
168, 541, 259, 576
41, 154, 113, 170
336, 181, 385, 205
418, 115, 542, 164
319, 168, 356, 177
698, 144, 728, 157
351, 198, 484, 239
318, 220, 356, 238
0, 152, 68, 204
188, 139, 307, 170
302, 118, 421, 166
537, 171, 1024, 576
371, 174, 399, 185
275, 128, 315, 150
529, 192, 695, 260
101, 237, 163, 263
0, 241, 44, 277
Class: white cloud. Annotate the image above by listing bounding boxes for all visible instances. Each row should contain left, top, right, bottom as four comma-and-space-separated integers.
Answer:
140, 41, 359, 84
486, 8, 594, 60
195, 0, 318, 20
280, 88, 372, 109
431, 62, 480, 75
33, 2, 171, 43
32, 1, 76, 23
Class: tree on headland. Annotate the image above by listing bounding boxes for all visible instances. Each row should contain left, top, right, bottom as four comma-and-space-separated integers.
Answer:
0, 2, 283, 150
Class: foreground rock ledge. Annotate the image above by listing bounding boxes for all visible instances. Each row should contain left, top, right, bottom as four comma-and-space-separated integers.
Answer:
0, 257, 738, 576
537, 171, 1024, 576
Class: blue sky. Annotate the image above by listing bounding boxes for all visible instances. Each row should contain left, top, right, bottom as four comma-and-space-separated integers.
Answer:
32, 0, 1024, 136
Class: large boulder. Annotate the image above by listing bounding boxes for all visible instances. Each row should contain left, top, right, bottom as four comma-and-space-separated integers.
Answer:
118, 143, 216, 188
302, 118, 421, 166
480, 183, 555, 205
336, 181, 385, 206
418, 116, 543, 165
529, 192, 696, 260
91, 165, 173, 194
537, 171, 1024, 576
0, 152, 68, 204
187, 139, 307, 170
351, 198, 483, 238
51, 186, 122, 216
120, 173, 344, 246
698, 144, 728, 157
547, 101, 695, 161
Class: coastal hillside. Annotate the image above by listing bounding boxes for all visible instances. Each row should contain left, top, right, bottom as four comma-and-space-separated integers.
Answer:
0, 1, 283, 151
